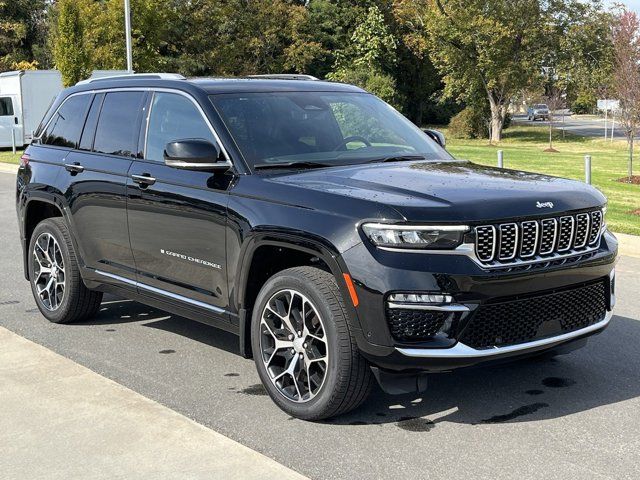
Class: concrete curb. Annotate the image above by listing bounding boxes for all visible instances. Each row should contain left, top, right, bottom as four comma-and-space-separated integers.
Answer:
0, 162, 19, 174
0, 326, 308, 480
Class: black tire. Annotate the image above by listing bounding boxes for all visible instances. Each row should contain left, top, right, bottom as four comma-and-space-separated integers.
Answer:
251, 266, 373, 420
28, 218, 103, 323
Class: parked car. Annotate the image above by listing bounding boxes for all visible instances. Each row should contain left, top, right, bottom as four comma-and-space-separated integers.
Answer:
16, 74, 617, 420
527, 103, 550, 121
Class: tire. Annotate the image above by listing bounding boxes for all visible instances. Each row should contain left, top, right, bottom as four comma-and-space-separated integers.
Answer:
28, 218, 103, 323
251, 266, 373, 420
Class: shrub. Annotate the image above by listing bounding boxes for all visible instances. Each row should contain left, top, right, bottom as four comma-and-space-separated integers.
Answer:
447, 107, 488, 139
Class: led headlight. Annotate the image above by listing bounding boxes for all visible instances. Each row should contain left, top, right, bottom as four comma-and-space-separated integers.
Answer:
362, 223, 468, 249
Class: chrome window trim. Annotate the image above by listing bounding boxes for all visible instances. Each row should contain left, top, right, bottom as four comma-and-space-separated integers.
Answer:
396, 310, 613, 358
95, 269, 226, 314
34, 87, 232, 167
519, 220, 539, 258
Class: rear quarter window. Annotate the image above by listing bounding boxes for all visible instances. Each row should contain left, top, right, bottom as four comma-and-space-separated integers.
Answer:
40, 94, 92, 148
93, 91, 146, 157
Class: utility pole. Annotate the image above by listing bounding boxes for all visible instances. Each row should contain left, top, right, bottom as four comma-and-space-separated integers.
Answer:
124, 0, 133, 73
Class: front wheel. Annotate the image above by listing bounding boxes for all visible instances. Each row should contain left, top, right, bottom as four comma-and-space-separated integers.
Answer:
251, 267, 373, 420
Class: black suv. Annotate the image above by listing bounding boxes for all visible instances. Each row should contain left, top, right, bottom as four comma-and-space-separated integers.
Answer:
16, 74, 617, 420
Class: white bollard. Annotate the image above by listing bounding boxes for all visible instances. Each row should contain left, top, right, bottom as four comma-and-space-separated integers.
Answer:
11, 127, 16, 154
585, 155, 591, 184
497, 150, 503, 168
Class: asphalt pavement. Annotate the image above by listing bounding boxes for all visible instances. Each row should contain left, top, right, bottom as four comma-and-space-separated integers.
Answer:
1, 171, 639, 480
514, 114, 628, 139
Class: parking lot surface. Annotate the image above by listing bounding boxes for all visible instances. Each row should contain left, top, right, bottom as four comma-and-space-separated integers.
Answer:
1, 172, 639, 480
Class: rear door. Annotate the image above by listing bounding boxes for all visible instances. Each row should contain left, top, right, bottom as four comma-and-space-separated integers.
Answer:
126, 90, 231, 313
0, 95, 20, 147
62, 90, 147, 284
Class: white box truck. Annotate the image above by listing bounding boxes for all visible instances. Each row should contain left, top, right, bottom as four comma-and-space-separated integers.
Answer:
0, 70, 64, 148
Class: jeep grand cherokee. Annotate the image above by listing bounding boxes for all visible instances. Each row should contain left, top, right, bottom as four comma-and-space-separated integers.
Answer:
16, 73, 617, 420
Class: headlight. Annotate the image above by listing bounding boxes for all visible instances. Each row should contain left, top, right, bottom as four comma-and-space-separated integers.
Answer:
361, 223, 468, 249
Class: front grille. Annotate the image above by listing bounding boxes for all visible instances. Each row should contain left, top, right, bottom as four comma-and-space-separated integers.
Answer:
474, 209, 603, 266
386, 307, 448, 342
458, 281, 607, 349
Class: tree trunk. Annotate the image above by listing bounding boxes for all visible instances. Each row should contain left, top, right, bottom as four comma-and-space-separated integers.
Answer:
487, 92, 505, 143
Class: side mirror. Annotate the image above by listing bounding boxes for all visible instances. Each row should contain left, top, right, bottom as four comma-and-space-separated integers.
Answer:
164, 138, 229, 171
422, 129, 446, 149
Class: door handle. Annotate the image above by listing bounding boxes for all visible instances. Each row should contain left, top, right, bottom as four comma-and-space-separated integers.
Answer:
131, 174, 156, 187
64, 162, 84, 174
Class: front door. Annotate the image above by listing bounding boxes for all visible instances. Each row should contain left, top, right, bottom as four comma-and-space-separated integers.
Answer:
126, 91, 231, 312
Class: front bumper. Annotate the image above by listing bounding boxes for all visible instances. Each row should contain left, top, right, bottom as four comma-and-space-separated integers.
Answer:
342, 230, 617, 372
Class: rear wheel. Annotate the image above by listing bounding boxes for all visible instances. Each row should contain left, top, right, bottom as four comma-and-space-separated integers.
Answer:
251, 266, 373, 420
28, 218, 102, 323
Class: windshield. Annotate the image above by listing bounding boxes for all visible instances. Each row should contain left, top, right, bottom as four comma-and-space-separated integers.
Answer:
210, 91, 452, 169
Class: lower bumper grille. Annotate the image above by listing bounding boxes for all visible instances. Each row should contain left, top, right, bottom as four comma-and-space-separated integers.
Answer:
459, 280, 607, 349
386, 307, 448, 342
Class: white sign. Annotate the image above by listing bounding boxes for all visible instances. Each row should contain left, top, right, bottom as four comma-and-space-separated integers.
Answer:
597, 99, 620, 111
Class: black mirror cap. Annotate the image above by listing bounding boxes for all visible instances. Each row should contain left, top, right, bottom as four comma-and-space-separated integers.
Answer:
422, 129, 446, 149
164, 138, 229, 171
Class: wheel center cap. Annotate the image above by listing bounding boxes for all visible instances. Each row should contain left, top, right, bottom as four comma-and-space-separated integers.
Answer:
293, 337, 305, 353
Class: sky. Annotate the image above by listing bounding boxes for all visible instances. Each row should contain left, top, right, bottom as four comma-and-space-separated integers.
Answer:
611, 0, 640, 13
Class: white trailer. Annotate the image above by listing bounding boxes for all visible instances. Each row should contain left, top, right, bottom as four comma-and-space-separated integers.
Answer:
0, 70, 64, 148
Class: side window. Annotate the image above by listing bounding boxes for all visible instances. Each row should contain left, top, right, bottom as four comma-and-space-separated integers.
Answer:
94, 91, 145, 157
41, 95, 91, 148
0, 97, 14, 116
145, 92, 216, 162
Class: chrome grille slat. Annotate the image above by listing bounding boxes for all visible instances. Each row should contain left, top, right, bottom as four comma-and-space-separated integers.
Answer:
539, 218, 558, 255
474, 209, 604, 267
519, 221, 539, 258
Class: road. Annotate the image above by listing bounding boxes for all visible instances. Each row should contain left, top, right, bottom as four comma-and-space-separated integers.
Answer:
1, 171, 639, 480
514, 114, 627, 139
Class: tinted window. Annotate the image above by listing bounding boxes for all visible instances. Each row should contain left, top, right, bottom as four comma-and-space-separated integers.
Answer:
145, 92, 216, 162
94, 91, 145, 157
0, 97, 14, 116
41, 94, 91, 148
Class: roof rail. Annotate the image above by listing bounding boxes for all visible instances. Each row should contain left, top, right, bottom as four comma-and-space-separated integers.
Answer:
247, 74, 319, 81
76, 73, 186, 86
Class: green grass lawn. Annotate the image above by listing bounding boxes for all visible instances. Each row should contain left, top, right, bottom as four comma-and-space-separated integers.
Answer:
440, 125, 640, 236
0, 149, 23, 165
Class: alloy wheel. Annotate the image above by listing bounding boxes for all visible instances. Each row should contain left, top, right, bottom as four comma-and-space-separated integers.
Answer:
259, 289, 329, 403
32, 232, 65, 311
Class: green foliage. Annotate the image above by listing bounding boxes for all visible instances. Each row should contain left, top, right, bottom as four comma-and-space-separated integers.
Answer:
328, 5, 400, 106
447, 107, 488, 139
0, 0, 48, 70
52, 0, 89, 87
572, 91, 597, 114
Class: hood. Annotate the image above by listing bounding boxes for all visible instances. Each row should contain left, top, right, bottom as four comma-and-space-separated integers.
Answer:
267, 160, 606, 223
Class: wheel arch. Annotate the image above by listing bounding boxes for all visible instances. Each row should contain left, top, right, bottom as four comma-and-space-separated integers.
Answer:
235, 232, 361, 358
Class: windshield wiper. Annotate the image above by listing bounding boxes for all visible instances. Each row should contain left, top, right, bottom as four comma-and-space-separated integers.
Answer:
254, 161, 333, 170
366, 154, 426, 164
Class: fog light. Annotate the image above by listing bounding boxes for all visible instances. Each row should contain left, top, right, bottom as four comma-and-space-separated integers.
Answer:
388, 293, 453, 304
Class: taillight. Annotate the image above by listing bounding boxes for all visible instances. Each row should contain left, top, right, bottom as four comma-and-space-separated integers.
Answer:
19, 154, 29, 167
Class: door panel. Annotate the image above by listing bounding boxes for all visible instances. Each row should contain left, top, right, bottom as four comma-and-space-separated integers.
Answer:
127, 163, 230, 310
0, 96, 20, 147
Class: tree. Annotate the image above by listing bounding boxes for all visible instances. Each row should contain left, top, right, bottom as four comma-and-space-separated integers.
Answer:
52, 0, 90, 86
612, 10, 640, 182
328, 5, 400, 106
394, 0, 552, 142
0, 0, 49, 70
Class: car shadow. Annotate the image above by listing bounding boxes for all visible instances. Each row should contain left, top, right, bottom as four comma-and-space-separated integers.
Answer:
326, 315, 640, 428
78, 294, 640, 427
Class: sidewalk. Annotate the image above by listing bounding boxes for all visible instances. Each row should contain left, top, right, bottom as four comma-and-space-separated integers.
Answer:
0, 326, 308, 480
